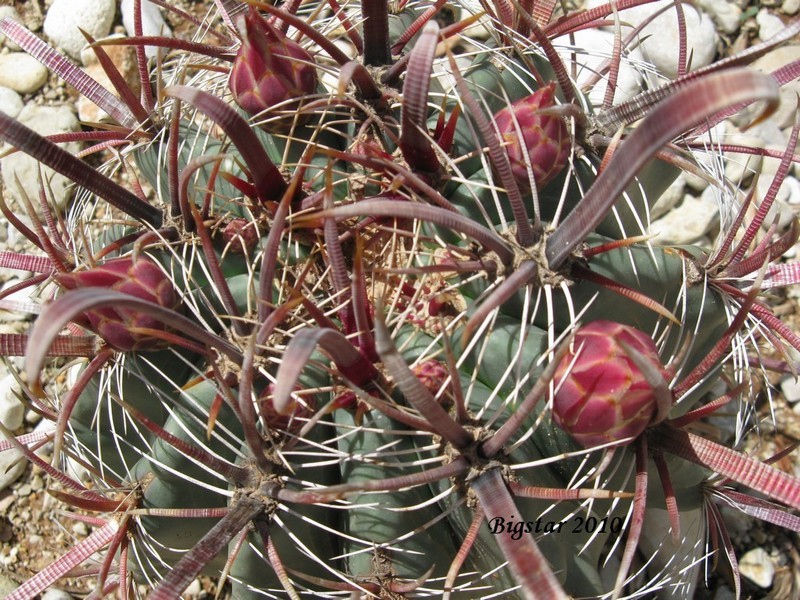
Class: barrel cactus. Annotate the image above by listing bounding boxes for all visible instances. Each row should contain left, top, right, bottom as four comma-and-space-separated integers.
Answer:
1, 1, 800, 598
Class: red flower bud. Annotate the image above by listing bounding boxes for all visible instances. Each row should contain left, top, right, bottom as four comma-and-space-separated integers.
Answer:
221, 218, 259, 254
56, 257, 179, 352
552, 321, 670, 448
493, 82, 571, 191
229, 8, 318, 129
412, 359, 453, 408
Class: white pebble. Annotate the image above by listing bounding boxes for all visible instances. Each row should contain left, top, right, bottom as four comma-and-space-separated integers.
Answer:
0, 85, 22, 117
780, 375, 800, 403
554, 28, 645, 106
43, 0, 116, 60
738, 548, 775, 588
0, 276, 35, 322
697, 0, 742, 35
651, 189, 719, 244
650, 174, 686, 221
71, 521, 89, 537
733, 46, 800, 130
120, 0, 173, 59
757, 8, 786, 42
783, 176, 800, 206
41, 589, 75, 600
0, 7, 23, 51
723, 131, 764, 185
458, 3, 492, 40
784, 0, 800, 16
0, 104, 81, 213
586, 0, 718, 79
0, 374, 25, 431
0, 447, 26, 492
182, 579, 202, 598
0, 53, 48, 94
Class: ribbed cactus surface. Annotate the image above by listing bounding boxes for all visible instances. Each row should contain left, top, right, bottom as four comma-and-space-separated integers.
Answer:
1, 1, 800, 599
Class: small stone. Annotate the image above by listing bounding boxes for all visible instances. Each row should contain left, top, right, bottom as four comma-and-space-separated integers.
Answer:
32, 419, 56, 461
698, 0, 742, 35
24, 410, 42, 425
0, 85, 22, 118
650, 174, 686, 220
182, 579, 202, 598
41, 589, 75, 600
651, 189, 719, 244
784, 176, 800, 205
784, 0, 800, 16
0, 7, 23, 51
0, 375, 24, 430
1, 546, 18, 566
43, 0, 116, 60
15, 483, 31, 497
30, 474, 44, 492
0, 53, 48, 94
757, 8, 787, 42
71, 521, 89, 536
0, 448, 26, 492
4, 214, 34, 251
780, 375, 800, 403
585, 0, 718, 79
554, 28, 645, 105
723, 130, 764, 185
77, 36, 140, 122
120, 0, 172, 59
743, 45, 800, 130
458, 2, 492, 40
738, 547, 776, 588
0, 104, 81, 213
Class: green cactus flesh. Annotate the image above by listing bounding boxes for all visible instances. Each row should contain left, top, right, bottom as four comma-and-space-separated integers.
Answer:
6, 1, 799, 599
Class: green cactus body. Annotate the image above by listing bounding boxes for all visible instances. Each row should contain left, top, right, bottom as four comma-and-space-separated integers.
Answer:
129, 378, 242, 577
334, 408, 461, 583
4, 1, 800, 599
68, 350, 196, 478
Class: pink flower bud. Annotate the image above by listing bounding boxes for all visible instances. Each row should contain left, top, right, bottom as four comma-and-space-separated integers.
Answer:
412, 359, 453, 408
552, 321, 670, 448
56, 257, 179, 352
229, 8, 318, 129
222, 218, 259, 254
493, 82, 571, 191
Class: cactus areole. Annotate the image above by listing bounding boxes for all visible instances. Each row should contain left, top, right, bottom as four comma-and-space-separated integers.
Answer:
552, 321, 671, 448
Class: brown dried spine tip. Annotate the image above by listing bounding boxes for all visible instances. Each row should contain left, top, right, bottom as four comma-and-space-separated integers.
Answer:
259, 383, 316, 432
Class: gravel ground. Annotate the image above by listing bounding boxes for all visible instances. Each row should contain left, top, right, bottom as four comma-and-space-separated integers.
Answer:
0, 1, 799, 599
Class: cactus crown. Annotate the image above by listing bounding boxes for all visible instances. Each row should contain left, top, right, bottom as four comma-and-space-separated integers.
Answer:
1, 1, 800, 598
